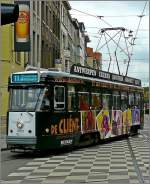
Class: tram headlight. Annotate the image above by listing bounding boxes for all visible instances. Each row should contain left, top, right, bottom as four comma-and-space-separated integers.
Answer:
16, 121, 24, 129
45, 128, 49, 133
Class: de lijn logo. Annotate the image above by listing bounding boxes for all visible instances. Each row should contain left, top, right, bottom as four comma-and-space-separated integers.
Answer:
50, 117, 80, 135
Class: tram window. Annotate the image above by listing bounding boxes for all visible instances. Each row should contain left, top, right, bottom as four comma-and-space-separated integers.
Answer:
129, 93, 134, 106
102, 93, 110, 110
135, 93, 140, 107
54, 86, 65, 110
68, 86, 76, 111
91, 93, 101, 110
10, 88, 43, 111
121, 92, 127, 111
112, 91, 120, 110
78, 92, 89, 110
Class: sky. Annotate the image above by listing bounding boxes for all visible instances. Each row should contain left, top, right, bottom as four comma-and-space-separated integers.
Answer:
69, 1, 149, 87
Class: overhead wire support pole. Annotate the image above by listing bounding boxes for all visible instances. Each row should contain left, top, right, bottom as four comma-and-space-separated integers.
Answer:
104, 31, 129, 57
123, 31, 131, 76
95, 33, 103, 52
114, 51, 120, 75
103, 33, 112, 72
98, 30, 121, 51
114, 31, 122, 75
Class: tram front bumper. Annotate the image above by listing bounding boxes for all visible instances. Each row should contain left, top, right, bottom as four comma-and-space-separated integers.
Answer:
6, 136, 37, 147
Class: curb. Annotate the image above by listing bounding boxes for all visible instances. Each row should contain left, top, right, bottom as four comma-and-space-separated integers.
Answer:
1, 147, 9, 151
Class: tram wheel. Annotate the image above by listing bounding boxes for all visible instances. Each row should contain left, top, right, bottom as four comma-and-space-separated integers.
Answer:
130, 126, 138, 136
93, 133, 100, 144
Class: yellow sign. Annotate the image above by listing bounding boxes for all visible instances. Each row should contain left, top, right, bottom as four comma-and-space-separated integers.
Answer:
16, 4, 30, 42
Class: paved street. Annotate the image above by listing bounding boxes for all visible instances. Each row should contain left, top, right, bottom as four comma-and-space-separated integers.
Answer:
0, 115, 150, 184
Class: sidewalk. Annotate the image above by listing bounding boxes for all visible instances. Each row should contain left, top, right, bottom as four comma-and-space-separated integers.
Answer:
0, 135, 7, 151
0, 116, 7, 151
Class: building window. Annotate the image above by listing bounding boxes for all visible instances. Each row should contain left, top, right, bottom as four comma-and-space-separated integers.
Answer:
33, 31, 36, 66
37, 35, 39, 66
41, 2, 44, 20
33, 1, 35, 11
37, 1, 39, 16
63, 34, 66, 49
46, 5, 48, 25
61, 5, 63, 22
65, 60, 70, 72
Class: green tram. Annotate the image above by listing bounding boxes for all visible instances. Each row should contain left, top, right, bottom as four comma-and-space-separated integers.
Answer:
7, 65, 144, 150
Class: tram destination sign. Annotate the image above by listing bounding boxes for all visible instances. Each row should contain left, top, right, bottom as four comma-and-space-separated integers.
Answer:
70, 65, 141, 86
11, 73, 39, 83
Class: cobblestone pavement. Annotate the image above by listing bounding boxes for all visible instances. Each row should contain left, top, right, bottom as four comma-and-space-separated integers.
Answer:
0, 135, 150, 184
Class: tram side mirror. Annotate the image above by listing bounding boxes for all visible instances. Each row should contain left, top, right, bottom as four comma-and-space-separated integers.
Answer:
1, 3, 19, 26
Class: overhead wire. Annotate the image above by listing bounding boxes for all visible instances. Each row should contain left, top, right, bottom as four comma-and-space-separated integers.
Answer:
126, 1, 148, 75
71, 8, 113, 27
70, 12, 149, 18
71, 5, 148, 77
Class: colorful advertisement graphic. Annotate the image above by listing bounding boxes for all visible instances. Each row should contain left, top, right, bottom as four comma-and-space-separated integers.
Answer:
82, 111, 96, 132
132, 108, 140, 125
96, 110, 111, 139
122, 109, 132, 134
14, 1, 30, 51
111, 110, 122, 136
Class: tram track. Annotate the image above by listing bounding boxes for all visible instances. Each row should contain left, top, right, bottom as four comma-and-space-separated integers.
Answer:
127, 137, 145, 184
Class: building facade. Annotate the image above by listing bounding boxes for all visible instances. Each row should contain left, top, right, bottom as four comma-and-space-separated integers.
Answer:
59, 1, 72, 72
41, 1, 60, 69
78, 22, 86, 66
30, 1, 41, 68
0, 0, 91, 122
72, 18, 80, 65
86, 47, 102, 70
0, 0, 25, 120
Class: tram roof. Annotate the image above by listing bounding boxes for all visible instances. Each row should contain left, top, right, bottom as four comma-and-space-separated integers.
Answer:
11, 69, 143, 89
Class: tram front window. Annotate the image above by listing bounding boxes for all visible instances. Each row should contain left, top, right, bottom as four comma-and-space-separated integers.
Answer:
9, 88, 44, 111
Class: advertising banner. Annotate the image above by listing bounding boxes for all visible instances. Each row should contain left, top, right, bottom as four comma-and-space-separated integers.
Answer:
14, 1, 30, 51
81, 111, 96, 132
96, 110, 111, 139
122, 109, 132, 134
111, 110, 122, 136
132, 108, 140, 125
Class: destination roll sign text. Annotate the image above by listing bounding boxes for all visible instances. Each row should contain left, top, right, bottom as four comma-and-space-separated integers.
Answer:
70, 64, 141, 86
